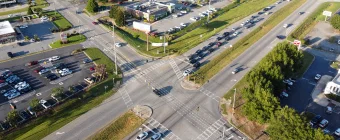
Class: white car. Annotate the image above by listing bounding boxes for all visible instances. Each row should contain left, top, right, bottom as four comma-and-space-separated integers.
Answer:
177, 13, 182, 16
8, 14, 13, 17
210, 8, 217, 12
19, 25, 28, 28
39, 99, 51, 109
175, 26, 181, 30
183, 69, 192, 76
49, 56, 60, 62
319, 119, 328, 128
115, 43, 122, 47
14, 81, 27, 89
136, 132, 148, 140
334, 128, 340, 136
17, 84, 30, 91
39, 68, 49, 75
315, 74, 321, 80
61, 70, 72, 76
283, 79, 293, 86
180, 23, 187, 27
190, 17, 198, 21
180, 10, 187, 14
151, 133, 162, 140
233, 32, 239, 36
199, 13, 206, 17
283, 24, 288, 28
281, 91, 288, 97
7, 92, 20, 100
58, 68, 69, 74
240, 22, 245, 26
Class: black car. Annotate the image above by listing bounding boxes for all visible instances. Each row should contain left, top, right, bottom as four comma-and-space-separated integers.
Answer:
54, 63, 66, 69
48, 75, 59, 81
0, 121, 10, 131
202, 51, 210, 57
258, 11, 264, 15
208, 48, 215, 52
216, 36, 224, 41
45, 73, 56, 79
152, 88, 162, 96
202, 46, 209, 51
7, 52, 14, 58
245, 23, 255, 29
21, 86, 32, 93
195, 49, 202, 54
188, 54, 197, 60
251, 15, 258, 19
310, 115, 323, 127
299, 12, 304, 15
207, 42, 215, 47
225, 37, 231, 41
17, 42, 24, 46
190, 59, 197, 64
276, 35, 286, 40
198, 52, 205, 58
193, 62, 201, 68
20, 110, 31, 120
223, 32, 230, 36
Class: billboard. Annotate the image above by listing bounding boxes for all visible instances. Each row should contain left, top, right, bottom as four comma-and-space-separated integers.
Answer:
152, 42, 168, 47
133, 22, 151, 33
323, 11, 332, 17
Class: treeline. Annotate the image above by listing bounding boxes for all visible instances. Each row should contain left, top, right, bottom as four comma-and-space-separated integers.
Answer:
241, 42, 332, 139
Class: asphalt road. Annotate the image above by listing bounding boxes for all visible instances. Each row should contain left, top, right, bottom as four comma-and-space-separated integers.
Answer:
42, 0, 340, 140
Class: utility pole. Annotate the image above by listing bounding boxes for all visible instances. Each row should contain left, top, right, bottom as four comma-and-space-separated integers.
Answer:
163, 34, 166, 53
233, 88, 236, 116
146, 32, 149, 51
112, 78, 115, 88
112, 26, 118, 75
207, 0, 211, 23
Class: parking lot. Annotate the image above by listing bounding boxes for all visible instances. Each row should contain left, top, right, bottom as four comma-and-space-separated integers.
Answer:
0, 44, 95, 120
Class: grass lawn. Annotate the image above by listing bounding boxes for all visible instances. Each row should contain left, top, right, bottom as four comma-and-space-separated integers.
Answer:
190, 0, 307, 85
0, 0, 49, 16
50, 35, 87, 49
44, 10, 73, 30
293, 51, 314, 78
289, 2, 340, 42
85, 48, 120, 75
90, 111, 144, 140
2, 48, 121, 140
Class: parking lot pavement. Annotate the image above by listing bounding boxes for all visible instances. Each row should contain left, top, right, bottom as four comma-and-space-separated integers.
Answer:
151, 0, 230, 33
0, 19, 59, 61
0, 44, 96, 120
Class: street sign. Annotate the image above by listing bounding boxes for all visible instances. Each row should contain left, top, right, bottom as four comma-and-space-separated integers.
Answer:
323, 11, 332, 17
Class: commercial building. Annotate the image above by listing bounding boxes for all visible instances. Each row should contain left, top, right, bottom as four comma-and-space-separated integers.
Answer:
125, 1, 175, 22
0, 21, 17, 44
324, 70, 340, 96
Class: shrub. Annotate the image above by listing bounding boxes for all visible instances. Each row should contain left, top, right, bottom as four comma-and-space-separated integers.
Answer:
330, 14, 340, 30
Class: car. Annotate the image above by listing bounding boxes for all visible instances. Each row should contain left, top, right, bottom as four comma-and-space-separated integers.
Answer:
183, 69, 192, 76
1, 70, 12, 77
180, 23, 187, 27
240, 22, 245, 26
283, 79, 293, 86
202, 51, 210, 57
208, 48, 215, 52
177, 12, 183, 16
38, 68, 50, 75
26, 61, 38, 66
47, 74, 59, 81
20, 110, 31, 120
90, 67, 95, 71
195, 49, 202, 54
216, 42, 222, 47
245, 23, 255, 29
14, 81, 27, 89
193, 62, 201, 68
318, 119, 328, 128
233, 32, 239, 36
7, 52, 14, 58
39, 100, 51, 109
283, 24, 288, 28
210, 8, 217, 12
49, 56, 60, 62
326, 106, 333, 114
34, 67, 43, 73
17, 84, 30, 91
175, 26, 182, 30
21, 86, 32, 93
202, 46, 209, 51
315, 74, 321, 80
7, 92, 20, 100
151, 133, 162, 140
190, 17, 199, 21
136, 132, 148, 140
223, 32, 230, 36
198, 52, 205, 58
53, 63, 66, 69
299, 12, 304, 15
288, 78, 296, 82
0, 82, 8, 88
323, 129, 331, 135
45, 73, 56, 79
19, 25, 28, 28
276, 35, 286, 40
0, 121, 10, 131
189, 59, 197, 64
258, 11, 264, 15
168, 28, 175, 33
232, 68, 241, 74
198, 13, 206, 17
188, 54, 197, 60
84, 77, 95, 84
280, 90, 289, 98
61, 70, 72, 76
83, 58, 92, 64
216, 36, 224, 41
334, 128, 340, 136
180, 10, 187, 14
58, 68, 70, 74
232, 28, 236, 31
92, 22, 98, 25
310, 115, 322, 127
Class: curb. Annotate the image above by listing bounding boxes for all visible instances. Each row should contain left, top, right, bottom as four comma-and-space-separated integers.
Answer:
180, 79, 200, 90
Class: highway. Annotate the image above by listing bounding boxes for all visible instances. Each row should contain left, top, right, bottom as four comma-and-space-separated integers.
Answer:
42, 0, 332, 140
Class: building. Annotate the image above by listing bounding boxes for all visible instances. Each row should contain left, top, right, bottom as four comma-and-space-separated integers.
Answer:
0, 0, 17, 7
324, 70, 340, 96
125, 1, 175, 22
0, 21, 16, 44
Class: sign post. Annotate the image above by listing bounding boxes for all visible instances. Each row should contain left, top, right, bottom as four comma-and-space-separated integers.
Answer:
323, 11, 332, 21
293, 40, 301, 50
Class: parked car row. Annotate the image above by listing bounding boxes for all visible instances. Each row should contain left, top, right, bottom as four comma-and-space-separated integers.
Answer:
309, 115, 340, 137
0, 70, 32, 100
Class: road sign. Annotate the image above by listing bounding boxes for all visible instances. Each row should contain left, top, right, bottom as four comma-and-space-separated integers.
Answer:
293, 40, 301, 47
323, 11, 332, 17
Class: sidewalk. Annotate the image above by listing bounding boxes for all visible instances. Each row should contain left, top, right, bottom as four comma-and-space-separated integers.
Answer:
311, 75, 340, 107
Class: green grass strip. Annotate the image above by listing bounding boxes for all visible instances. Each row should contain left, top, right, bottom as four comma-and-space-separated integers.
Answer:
50, 35, 87, 49
0, 0, 49, 16
191, 0, 307, 85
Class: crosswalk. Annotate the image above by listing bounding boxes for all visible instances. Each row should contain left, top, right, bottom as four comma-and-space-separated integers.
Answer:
196, 117, 227, 140
169, 58, 184, 80
199, 87, 221, 103
119, 87, 133, 109
143, 117, 181, 140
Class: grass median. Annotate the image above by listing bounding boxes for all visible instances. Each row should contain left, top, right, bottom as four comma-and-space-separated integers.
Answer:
50, 34, 87, 49
44, 10, 73, 31
1, 48, 121, 140
289, 2, 340, 42
0, 0, 49, 16
90, 111, 144, 140
190, 0, 307, 85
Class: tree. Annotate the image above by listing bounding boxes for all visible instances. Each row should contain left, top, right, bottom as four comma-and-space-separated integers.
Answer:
24, 36, 30, 41
27, 6, 33, 15
27, 0, 32, 5
114, 9, 125, 26
109, 5, 120, 19
33, 34, 39, 41
7, 110, 19, 127
51, 87, 64, 97
34, 7, 43, 13
330, 14, 340, 30
29, 98, 40, 111
86, 0, 98, 13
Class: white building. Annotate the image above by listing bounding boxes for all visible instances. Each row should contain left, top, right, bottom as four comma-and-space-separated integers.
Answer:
0, 21, 16, 44
324, 70, 340, 96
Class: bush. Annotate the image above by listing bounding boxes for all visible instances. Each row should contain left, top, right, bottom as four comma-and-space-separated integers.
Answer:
71, 48, 84, 55
330, 14, 340, 30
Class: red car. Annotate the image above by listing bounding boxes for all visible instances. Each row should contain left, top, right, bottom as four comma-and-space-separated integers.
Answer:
27, 61, 38, 66
216, 42, 222, 47
34, 67, 43, 73
92, 22, 98, 25
90, 67, 95, 71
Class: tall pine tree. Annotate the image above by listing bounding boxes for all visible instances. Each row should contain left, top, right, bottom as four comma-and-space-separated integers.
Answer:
86, 0, 98, 13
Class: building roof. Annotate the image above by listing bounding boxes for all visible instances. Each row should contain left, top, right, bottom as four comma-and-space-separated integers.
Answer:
332, 72, 340, 85
0, 21, 15, 35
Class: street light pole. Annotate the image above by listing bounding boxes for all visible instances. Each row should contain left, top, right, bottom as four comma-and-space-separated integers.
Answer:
146, 32, 149, 51
163, 34, 166, 53
112, 26, 118, 75
232, 88, 236, 116
207, 0, 211, 23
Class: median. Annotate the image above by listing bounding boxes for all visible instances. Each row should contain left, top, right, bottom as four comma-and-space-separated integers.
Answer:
50, 33, 87, 49
190, 0, 307, 85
